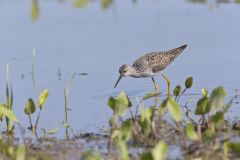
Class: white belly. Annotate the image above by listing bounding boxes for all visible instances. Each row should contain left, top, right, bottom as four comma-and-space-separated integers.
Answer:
130, 72, 156, 78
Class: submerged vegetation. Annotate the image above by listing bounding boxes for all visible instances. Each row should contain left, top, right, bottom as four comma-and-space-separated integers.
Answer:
1, 67, 240, 160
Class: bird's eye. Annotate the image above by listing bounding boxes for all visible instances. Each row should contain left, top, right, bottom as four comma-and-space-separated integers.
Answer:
123, 70, 126, 73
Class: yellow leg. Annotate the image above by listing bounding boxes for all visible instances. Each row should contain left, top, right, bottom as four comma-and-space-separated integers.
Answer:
151, 77, 158, 92
161, 73, 171, 96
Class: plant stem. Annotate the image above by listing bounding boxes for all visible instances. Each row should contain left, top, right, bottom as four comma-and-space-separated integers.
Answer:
35, 109, 42, 129
28, 115, 33, 131
129, 108, 135, 123
64, 86, 69, 139
177, 88, 187, 102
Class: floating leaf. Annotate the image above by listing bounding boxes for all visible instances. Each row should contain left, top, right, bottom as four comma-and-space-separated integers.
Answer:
186, 123, 198, 141
195, 97, 209, 115
173, 85, 181, 97
38, 89, 49, 109
152, 141, 168, 160
30, 0, 39, 21
16, 144, 25, 160
185, 77, 193, 89
202, 88, 208, 97
74, 0, 89, 8
24, 98, 36, 115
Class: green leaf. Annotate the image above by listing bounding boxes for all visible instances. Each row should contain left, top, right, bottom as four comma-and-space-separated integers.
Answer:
111, 130, 120, 141
16, 144, 25, 160
120, 119, 133, 142
118, 141, 129, 160
186, 123, 198, 141
164, 97, 182, 122
117, 92, 132, 107
107, 92, 131, 116
109, 115, 116, 128
228, 142, 240, 155
202, 128, 215, 140
210, 112, 224, 126
0, 106, 19, 123
24, 98, 36, 115
0, 103, 6, 121
202, 88, 208, 97
185, 77, 193, 89
223, 98, 233, 113
140, 105, 154, 123
195, 97, 209, 115
46, 127, 59, 135
140, 152, 154, 160
209, 86, 226, 111
159, 98, 168, 116
101, 0, 113, 9
38, 89, 49, 109
74, 0, 89, 8
107, 97, 115, 110
139, 105, 154, 136
30, 0, 39, 21
152, 141, 168, 160
138, 119, 151, 136
81, 150, 100, 160
173, 85, 181, 97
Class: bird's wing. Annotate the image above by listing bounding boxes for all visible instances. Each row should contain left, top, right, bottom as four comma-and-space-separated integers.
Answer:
133, 45, 186, 73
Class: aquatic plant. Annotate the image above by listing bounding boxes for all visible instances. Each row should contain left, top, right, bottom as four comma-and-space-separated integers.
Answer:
24, 89, 49, 134
106, 77, 240, 159
63, 73, 76, 138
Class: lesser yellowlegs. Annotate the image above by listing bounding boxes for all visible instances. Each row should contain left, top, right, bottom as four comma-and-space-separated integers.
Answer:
114, 44, 187, 96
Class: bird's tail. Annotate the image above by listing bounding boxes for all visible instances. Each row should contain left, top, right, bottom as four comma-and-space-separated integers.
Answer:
168, 44, 187, 57
179, 44, 187, 50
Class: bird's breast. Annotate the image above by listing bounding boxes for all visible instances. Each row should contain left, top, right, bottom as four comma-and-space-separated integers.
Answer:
130, 72, 155, 78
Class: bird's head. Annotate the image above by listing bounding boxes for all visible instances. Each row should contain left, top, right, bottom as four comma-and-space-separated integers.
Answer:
114, 64, 133, 88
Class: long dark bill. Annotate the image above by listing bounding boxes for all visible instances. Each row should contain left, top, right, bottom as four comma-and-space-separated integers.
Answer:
114, 74, 123, 88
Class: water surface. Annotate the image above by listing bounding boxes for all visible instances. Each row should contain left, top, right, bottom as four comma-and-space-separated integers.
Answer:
0, 0, 240, 136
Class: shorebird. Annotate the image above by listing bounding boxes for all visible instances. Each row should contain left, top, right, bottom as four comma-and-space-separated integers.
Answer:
114, 44, 187, 96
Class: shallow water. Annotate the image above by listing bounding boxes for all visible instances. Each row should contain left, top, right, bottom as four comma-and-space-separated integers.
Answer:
0, 0, 240, 136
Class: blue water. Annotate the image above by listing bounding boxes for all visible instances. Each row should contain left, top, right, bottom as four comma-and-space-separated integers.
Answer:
0, 0, 240, 136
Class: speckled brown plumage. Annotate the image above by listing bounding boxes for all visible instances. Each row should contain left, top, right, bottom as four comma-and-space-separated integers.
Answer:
132, 45, 187, 74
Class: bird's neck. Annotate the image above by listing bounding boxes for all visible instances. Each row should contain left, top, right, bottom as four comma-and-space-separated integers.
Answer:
128, 67, 142, 78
